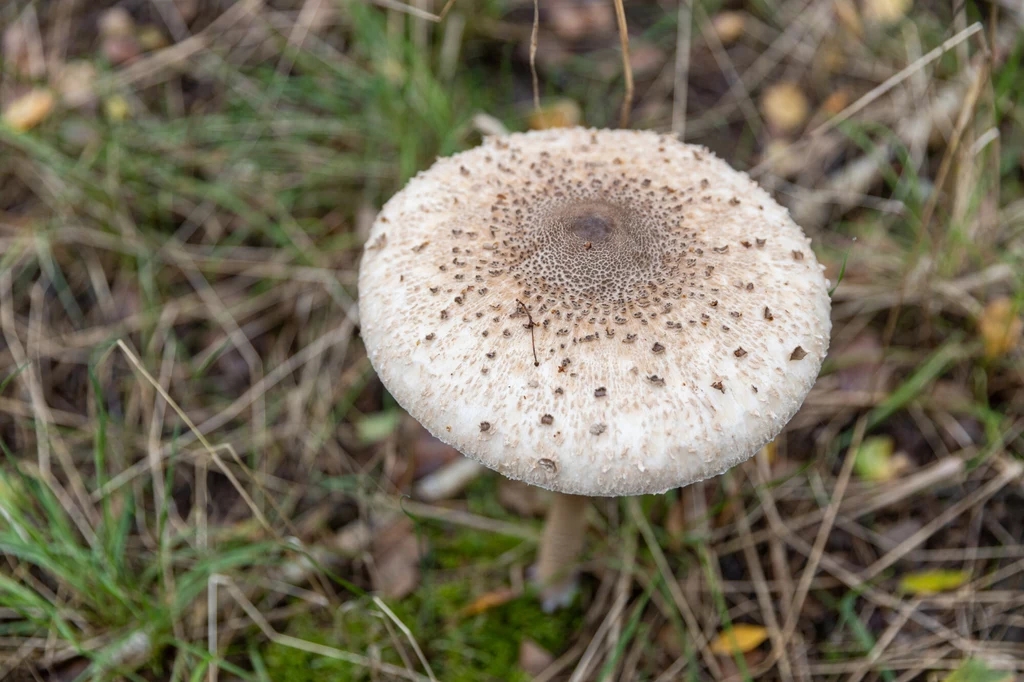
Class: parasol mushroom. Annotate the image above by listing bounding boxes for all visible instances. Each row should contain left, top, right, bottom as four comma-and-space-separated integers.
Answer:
358, 127, 831, 609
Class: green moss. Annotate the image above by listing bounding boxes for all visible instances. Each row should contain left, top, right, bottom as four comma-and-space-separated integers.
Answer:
262, 525, 581, 682
427, 523, 524, 571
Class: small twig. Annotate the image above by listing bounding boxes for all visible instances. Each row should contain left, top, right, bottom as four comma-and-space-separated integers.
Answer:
612, 0, 633, 127
671, 0, 691, 138
515, 299, 540, 366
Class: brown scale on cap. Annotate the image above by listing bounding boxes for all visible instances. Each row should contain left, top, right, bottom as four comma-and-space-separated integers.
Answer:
359, 128, 832, 497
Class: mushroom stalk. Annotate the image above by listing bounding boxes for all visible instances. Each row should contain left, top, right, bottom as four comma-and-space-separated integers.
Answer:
534, 492, 590, 610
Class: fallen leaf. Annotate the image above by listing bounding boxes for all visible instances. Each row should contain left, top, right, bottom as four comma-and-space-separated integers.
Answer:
900, 569, 969, 595
104, 95, 130, 122
941, 658, 1014, 682
3, 89, 54, 132
821, 88, 852, 116
760, 82, 809, 134
863, 0, 912, 24
357, 410, 402, 445
372, 518, 423, 599
709, 623, 769, 655
460, 587, 521, 617
528, 99, 582, 130
137, 25, 170, 52
711, 11, 746, 46
519, 638, 555, 677
853, 435, 909, 482
978, 297, 1022, 360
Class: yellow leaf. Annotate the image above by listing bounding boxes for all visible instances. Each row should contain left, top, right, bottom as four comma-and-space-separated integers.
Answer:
137, 25, 170, 52
899, 569, 969, 595
979, 297, 1022, 360
459, 587, 521, 617
709, 624, 768, 655
711, 12, 746, 46
854, 435, 908, 482
528, 99, 581, 131
941, 657, 1014, 682
2, 89, 55, 132
864, 0, 912, 24
104, 95, 130, 122
760, 82, 809, 134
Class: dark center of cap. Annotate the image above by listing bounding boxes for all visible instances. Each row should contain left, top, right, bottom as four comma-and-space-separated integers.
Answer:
571, 213, 615, 243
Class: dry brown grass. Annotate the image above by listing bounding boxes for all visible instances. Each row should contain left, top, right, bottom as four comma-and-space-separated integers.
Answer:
1, 0, 1023, 680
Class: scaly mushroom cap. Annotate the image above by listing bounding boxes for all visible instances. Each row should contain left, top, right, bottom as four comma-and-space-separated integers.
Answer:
358, 128, 831, 496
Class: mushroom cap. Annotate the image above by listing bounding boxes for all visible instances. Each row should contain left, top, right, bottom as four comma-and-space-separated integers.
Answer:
358, 128, 831, 497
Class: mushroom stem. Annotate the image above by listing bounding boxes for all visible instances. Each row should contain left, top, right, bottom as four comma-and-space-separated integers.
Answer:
534, 492, 590, 610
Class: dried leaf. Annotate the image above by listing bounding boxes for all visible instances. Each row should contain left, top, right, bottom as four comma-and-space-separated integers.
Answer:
711, 11, 746, 46
3, 89, 54, 132
528, 99, 581, 130
900, 569, 969, 595
760, 82, 809, 134
941, 659, 1014, 682
821, 88, 852, 116
372, 519, 423, 599
710, 623, 769, 655
863, 0, 912, 24
854, 435, 909, 482
460, 587, 521, 617
979, 297, 1022, 360
519, 638, 555, 676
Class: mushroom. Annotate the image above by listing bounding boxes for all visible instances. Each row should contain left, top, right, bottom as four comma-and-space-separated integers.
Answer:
358, 128, 831, 610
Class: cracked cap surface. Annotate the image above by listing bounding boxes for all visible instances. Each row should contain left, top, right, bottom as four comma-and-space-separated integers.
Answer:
358, 127, 831, 496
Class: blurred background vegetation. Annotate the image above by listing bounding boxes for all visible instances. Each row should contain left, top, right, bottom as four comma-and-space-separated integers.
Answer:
1, 0, 1023, 680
